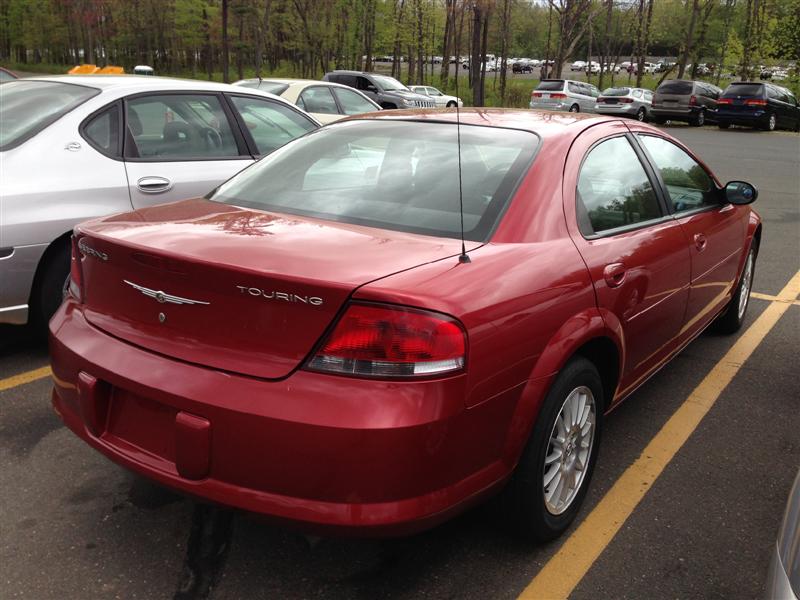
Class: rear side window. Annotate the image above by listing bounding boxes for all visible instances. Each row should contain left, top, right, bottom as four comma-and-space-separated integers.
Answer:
722, 83, 764, 98
83, 104, 121, 157
0, 80, 99, 150
577, 136, 661, 235
603, 87, 630, 97
657, 81, 694, 95
126, 94, 239, 159
638, 135, 717, 212
297, 86, 339, 114
334, 88, 379, 115
537, 80, 565, 91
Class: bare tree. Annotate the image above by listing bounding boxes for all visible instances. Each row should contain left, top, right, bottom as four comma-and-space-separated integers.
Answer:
222, 0, 229, 82
677, 0, 699, 79
548, 0, 603, 78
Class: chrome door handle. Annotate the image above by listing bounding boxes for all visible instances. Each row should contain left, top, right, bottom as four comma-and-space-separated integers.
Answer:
603, 263, 627, 288
137, 176, 173, 194
694, 233, 707, 251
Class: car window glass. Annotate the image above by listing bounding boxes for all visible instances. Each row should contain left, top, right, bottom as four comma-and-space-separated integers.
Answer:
83, 103, 120, 156
298, 86, 338, 114
766, 86, 778, 99
638, 135, 717, 212
633, 89, 643, 98
126, 94, 238, 159
356, 77, 374, 91
229, 95, 316, 156
577, 136, 661, 234
644, 91, 653, 101
334, 88, 378, 115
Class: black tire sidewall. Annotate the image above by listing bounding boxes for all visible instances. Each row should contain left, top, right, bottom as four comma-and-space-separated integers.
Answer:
506, 357, 604, 541
637, 107, 646, 121
713, 246, 756, 334
32, 241, 70, 333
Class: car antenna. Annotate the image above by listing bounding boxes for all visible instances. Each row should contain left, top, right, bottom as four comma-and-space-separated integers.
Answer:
454, 69, 471, 264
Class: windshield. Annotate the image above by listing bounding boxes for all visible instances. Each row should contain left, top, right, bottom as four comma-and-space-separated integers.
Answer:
371, 75, 407, 91
722, 83, 764, 97
0, 80, 99, 150
210, 120, 539, 241
536, 80, 565, 91
602, 87, 631, 97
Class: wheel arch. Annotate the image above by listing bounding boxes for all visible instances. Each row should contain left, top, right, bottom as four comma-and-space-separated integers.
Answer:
27, 230, 72, 316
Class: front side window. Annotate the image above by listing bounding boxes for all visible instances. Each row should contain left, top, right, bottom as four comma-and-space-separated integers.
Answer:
297, 86, 338, 114
210, 120, 539, 241
0, 80, 99, 150
126, 94, 239, 159
637, 135, 718, 213
334, 88, 379, 115
577, 136, 662, 235
229, 95, 317, 156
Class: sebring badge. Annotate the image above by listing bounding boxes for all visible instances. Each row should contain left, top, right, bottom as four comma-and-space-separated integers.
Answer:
123, 280, 210, 305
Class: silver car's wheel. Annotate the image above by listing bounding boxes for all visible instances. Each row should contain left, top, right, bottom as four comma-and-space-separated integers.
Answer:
737, 250, 754, 321
543, 386, 596, 515
569, 104, 580, 113
636, 107, 646, 121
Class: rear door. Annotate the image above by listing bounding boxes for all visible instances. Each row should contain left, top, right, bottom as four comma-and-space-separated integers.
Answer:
634, 130, 746, 337
563, 121, 691, 399
123, 92, 253, 208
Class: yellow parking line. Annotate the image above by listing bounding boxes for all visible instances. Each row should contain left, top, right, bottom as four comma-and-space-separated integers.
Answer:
519, 269, 800, 600
751, 291, 800, 306
0, 366, 52, 393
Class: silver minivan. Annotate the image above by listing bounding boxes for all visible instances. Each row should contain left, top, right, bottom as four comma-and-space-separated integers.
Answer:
529, 79, 600, 113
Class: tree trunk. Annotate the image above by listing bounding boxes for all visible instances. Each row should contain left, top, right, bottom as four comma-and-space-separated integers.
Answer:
598, 0, 613, 90
222, 0, 229, 82
470, 2, 483, 102
715, 0, 735, 86
499, 0, 512, 103
677, 0, 699, 79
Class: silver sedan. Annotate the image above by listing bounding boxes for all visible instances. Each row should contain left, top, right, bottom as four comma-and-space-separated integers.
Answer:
595, 86, 654, 121
766, 469, 800, 600
0, 75, 319, 329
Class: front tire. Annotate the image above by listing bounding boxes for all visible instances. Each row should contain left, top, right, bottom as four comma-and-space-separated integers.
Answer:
762, 113, 776, 131
636, 107, 646, 122
713, 247, 756, 334
502, 357, 603, 542
446, 101, 457, 108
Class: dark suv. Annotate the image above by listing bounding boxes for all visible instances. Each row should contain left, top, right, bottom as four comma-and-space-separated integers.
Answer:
322, 71, 434, 109
651, 79, 722, 126
717, 82, 800, 131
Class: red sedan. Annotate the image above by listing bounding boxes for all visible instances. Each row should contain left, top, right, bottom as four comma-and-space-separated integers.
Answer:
50, 109, 761, 540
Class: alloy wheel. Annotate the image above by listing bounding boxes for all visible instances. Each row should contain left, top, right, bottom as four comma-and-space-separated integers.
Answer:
737, 251, 754, 321
543, 385, 596, 515
768, 114, 776, 131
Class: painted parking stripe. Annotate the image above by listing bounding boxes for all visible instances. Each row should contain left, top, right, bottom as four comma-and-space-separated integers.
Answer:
0, 366, 51, 393
519, 269, 800, 600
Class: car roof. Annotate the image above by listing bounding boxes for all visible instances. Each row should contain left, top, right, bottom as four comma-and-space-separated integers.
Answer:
23, 74, 273, 95
339, 107, 622, 139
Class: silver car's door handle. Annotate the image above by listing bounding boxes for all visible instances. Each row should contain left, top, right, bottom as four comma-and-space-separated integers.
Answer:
137, 176, 173, 194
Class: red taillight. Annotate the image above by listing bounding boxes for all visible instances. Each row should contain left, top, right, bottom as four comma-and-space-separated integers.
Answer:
745, 98, 767, 106
69, 235, 84, 302
619, 98, 634, 103
306, 303, 467, 378
689, 95, 697, 105
532, 92, 543, 98
717, 98, 733, 105
550, 93, 567, 99
596, 97, 605, 103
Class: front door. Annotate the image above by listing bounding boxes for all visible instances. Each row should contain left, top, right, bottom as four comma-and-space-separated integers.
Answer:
563, 122, 691, 399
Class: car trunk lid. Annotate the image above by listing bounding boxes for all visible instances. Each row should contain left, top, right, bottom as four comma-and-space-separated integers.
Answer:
76, 199, 474, 380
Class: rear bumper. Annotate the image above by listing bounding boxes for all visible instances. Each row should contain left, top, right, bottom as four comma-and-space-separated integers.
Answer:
529, 101, 570, 112
596, 104, 639, 116
650, 106, 707, 121
49, 301, 528, 536
715, 110, 769, 126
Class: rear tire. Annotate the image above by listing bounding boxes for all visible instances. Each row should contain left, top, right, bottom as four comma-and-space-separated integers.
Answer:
690, 110, 706, 127
501, 357, 603, 542
762, 113, 776, 131
446, 101, 457, 108
569, 104, 580, 113
636, 107, 646, 122
713, 247, 756, 334
31, 241, 70, 336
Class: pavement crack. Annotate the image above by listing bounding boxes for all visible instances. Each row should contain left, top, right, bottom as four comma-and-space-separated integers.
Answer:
174, 502, 235, 600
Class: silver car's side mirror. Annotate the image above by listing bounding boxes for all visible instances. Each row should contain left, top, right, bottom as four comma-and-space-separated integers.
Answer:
725, 181, 758, 205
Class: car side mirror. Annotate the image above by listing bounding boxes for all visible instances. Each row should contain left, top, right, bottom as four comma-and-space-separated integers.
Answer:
365, 85, 378, 93
724, 181, 758, 205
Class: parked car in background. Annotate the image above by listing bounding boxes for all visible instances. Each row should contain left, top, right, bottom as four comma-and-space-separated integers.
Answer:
570, 60, 587, 72
233, 78, 380, 124
717, 81, 800, 131
651, 79, 722, 126
530, 79, 600, 113
0, 66, 18, 82
765, 469, 800, 600
513, 61, 534, 74
322, 71, 434, 109
0, 76, 319, 330
628, 62, 657, 74
584, 61, 601, 74
408, 85, 463, 107
50, 108, 760, 542
595, 86, 653, 121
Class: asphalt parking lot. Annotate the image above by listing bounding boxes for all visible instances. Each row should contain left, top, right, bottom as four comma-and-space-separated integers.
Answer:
1, 125, 798, 600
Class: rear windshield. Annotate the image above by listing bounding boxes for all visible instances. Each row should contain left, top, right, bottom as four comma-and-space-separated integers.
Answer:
0, 80, 99, 150
602, 87, 631, 97
722, 83, 764, 97
210, 120, 539, 242
657, 81, 694, 95
536, 80, 565, 91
